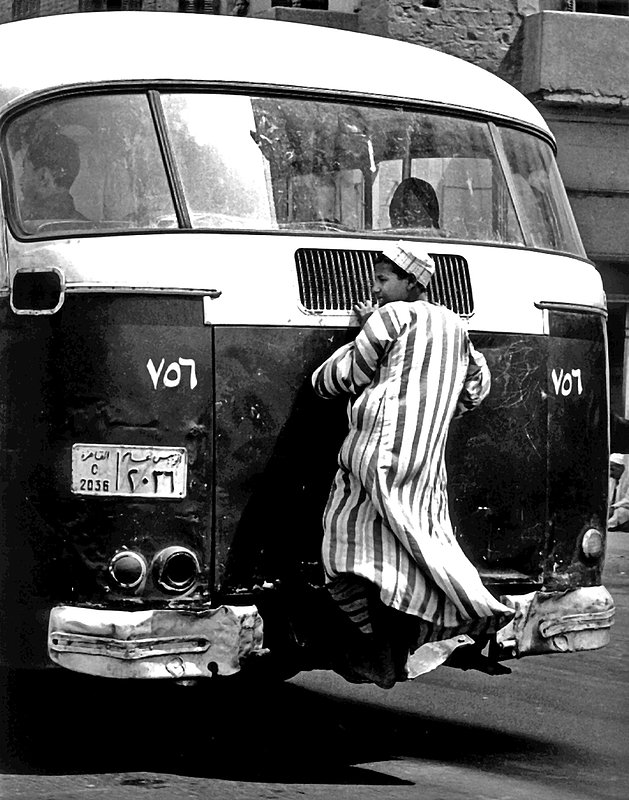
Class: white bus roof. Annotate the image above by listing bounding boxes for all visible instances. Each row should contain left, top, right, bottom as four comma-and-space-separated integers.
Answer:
0, 11, 550, 135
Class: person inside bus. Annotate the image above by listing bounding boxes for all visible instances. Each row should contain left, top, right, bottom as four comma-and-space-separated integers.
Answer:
389, 177, 440, 230
311, 242, 512, 688
18, 128, 86, 229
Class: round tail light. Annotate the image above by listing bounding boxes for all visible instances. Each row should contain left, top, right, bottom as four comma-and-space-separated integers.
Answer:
153, 546, 200, 593
109, 551, 147, 589
581, 528, 604, 560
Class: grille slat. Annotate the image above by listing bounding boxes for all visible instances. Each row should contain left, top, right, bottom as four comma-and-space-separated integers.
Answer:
295, 248, 474, 318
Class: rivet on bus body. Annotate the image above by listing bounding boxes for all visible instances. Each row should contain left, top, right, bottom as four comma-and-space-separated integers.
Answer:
581, 528, 604, 560
109, 551, 147, 589
153, 546, 200, 593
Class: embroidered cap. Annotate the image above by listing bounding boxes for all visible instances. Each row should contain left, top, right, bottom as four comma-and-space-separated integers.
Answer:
379, 241, 436, 288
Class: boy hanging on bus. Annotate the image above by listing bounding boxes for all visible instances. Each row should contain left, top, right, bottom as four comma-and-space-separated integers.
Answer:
311, 242, 513, 688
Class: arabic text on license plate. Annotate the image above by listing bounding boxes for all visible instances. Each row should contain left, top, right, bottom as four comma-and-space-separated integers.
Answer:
72, 444, 187, 498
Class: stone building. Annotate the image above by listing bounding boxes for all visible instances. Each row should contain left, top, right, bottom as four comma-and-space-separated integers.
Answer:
1, 0, 628, 415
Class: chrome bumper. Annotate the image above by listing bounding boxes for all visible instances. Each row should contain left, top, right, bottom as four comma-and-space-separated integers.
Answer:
496, 585, 615, 659
48, 605, 264, 679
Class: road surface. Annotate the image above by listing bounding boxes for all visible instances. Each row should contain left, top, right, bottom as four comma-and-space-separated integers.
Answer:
1, 532, 627, 800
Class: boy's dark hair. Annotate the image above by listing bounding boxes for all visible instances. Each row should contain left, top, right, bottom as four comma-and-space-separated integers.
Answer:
373, 254, 419, 284
27, 131, 81, 189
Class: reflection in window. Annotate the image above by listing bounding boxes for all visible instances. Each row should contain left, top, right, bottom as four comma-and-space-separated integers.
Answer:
251, 97, 524, 245
500, 127, 585, 256
5, 94, 174, 236
2, 90, 586, 256
160, 94, 277, 230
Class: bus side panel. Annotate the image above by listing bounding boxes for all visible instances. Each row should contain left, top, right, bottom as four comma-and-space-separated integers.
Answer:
447, 333, 548, 583
215, 323, 607, 619
216, 328, 551, 600
0, 295, 213, 669
544, 312, 609, 590
215, 326, 350, 594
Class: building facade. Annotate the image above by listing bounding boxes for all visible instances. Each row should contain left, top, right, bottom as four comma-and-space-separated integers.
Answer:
1, 0, 629, 416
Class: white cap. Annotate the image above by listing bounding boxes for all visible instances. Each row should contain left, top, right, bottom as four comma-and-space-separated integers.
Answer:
380, 241, 436, 288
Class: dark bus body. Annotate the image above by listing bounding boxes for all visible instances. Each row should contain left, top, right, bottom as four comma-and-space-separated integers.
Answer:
0, 12, 614, 684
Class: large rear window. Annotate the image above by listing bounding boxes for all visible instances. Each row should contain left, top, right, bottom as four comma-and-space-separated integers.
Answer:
2, 90, 585, 256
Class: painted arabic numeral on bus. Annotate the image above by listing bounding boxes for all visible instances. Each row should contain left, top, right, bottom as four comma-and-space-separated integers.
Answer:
551, 368, 583, 396
146, 357, 198, 390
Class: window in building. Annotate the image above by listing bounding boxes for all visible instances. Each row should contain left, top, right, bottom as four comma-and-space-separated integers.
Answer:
268, 0, 328, 7
568, 0, 628, 15
178, 0, 219, 11
79, 0, 143, 10
12, 0, 41, 19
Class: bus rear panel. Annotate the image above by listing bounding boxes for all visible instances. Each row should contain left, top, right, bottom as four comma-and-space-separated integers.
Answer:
0, 12, 614, 683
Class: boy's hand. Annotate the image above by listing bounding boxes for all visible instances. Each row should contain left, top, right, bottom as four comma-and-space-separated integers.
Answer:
354, 301, 375, 327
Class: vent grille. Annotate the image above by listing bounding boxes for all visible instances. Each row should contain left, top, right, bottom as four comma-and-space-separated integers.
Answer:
295, 249, 474, 317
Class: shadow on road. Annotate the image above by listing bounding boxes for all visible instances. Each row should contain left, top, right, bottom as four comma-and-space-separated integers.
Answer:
0, 665, 576, 786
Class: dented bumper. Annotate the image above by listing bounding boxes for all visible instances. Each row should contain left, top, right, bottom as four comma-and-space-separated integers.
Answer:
496, 585, 615, 659
48, 604, 264, 679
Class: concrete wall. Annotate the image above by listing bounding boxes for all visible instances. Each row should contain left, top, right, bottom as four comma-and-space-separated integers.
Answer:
385, 0, 531, 74
519, 11, 629, 108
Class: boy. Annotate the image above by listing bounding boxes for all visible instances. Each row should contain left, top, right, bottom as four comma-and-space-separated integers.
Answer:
311, 242, 512, 687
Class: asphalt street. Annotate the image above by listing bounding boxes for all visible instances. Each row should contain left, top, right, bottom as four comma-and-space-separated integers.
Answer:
1, 532, 627, 800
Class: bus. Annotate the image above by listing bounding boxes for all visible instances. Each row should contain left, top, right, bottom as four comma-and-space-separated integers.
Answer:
0, 11, 614, 687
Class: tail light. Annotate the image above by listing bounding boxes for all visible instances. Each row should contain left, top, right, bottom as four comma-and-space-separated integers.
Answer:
153, 546, 200, 593
109, 551, 147, 589
581, 528, 604, 560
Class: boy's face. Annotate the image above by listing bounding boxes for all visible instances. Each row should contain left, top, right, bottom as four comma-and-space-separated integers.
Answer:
372, 261, 416, 306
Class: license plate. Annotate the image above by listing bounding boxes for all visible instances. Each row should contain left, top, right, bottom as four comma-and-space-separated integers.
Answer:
72, 444, 187, 499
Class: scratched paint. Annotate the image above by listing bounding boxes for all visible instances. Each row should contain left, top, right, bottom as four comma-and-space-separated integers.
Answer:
215, 321, 607, 602
0, 298, 608, 671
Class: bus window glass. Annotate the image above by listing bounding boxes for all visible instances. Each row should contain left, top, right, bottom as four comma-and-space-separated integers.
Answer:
250, 97, 524, 245
499, 127, 585, 255
2, 91, 583, 258
5, 94, 174, 236
160, 94, 277, 230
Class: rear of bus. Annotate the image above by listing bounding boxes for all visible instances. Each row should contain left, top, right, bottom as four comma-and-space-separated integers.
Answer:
0, 13, 614, 683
